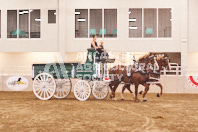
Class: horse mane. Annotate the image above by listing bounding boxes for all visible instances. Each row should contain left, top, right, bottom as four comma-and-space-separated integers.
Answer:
137, 54, 150, 62
157, 56, 164, 60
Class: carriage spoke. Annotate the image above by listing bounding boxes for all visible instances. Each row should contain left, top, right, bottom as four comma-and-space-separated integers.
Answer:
35, 87, 42, 92
34, 81, 41, 85
35, 78, 41, 83
44, 90, 46, 98
47, 88, 54, 94
43, 74, 46, 81
40, 75, 44, 82
59, 90, 62, 97
45, 90, 50, 98
40, 89, 44, 97
36, 88, 42, 95
47, 78, 52, 83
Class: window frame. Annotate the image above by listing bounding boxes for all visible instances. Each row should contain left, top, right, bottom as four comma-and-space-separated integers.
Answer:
75, 8, 118, 39
104, 9, 117, 38
158, 8, 172, 38
75, 9, 89, 38
7, 9, 41, 39
128, 8, 172, 39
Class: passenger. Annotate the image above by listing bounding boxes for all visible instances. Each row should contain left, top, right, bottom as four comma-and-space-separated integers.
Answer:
100, 41, 109, 57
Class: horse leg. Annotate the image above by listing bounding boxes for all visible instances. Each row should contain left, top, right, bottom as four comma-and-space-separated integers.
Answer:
110, 81, 120, 100
142, 83, 150, 102
121, 84, 127, 100
109, 82, 113, 91
134, 84, 140, 103
156, 83, 163, 97
126, 84, 135, 99
139, 87, 145, 94
109, 82, 115, 99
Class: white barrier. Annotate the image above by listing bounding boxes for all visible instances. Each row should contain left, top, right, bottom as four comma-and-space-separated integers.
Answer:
0, 66, 32, 91
0, 65, 198, 93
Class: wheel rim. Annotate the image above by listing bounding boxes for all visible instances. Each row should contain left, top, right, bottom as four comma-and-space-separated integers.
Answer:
54, 79, 71, 99
33, 73, 56, 100
92, 81, 109, 100
74, 80, 91, 101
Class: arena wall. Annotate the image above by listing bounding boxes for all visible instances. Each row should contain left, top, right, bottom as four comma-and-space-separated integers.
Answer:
1, 75, 198, 94
189, 0, 198, 52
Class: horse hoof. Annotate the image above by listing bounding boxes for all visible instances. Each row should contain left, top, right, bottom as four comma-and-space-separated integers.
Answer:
157, 93, 160, 97
143, 99, 147, 102
139, 91, 143, 94
121, 98, 125, 100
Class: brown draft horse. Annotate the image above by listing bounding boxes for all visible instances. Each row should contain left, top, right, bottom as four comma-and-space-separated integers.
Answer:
109, 53, 156, 102
120, 56, 171, 102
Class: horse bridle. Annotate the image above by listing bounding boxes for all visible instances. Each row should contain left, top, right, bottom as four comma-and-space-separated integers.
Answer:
162, 57, 171, 70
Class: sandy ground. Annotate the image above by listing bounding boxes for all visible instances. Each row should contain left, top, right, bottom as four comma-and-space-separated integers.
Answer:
0, 92, 198, 132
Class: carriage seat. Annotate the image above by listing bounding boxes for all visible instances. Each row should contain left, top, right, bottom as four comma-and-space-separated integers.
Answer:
86, 48, 115, 63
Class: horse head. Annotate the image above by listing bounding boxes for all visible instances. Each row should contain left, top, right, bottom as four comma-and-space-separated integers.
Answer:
148, 54, 156, 65
157, 56, 171, 71
162, 56, 171, 70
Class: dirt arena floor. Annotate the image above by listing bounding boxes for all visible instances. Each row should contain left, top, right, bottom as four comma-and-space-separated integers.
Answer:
0, 92, 198, 132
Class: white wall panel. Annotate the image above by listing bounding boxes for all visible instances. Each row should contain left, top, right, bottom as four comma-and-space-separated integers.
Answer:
189, 0, 198, 52
65, 0, 182, 53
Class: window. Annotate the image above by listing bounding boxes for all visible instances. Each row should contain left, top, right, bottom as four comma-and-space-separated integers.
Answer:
7, 9, 40, 38
158, 8, 172, 37
104, 9, 117, 38
7, 10, 17, 38
144, 9, 157, 38
129, 9, 142, 38
75, 9, 117, 38
129, 8, 172, 38
19, 10, 29, 38
48, 10, 56, 24
30, 9, 40, 38
90, 9, 102, 38
75, 9, 88, 38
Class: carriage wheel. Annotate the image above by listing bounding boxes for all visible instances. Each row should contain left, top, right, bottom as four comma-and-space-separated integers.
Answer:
54, 79, 71, 99
33, 73, 56, 100
92, 81, 109, 100
74, 80, 91, 101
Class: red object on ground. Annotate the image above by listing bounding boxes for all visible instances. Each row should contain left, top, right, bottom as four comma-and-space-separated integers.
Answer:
104, 78, 109, 80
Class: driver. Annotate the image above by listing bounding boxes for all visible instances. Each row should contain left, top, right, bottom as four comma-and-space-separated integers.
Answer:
91, 35, 102, 51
